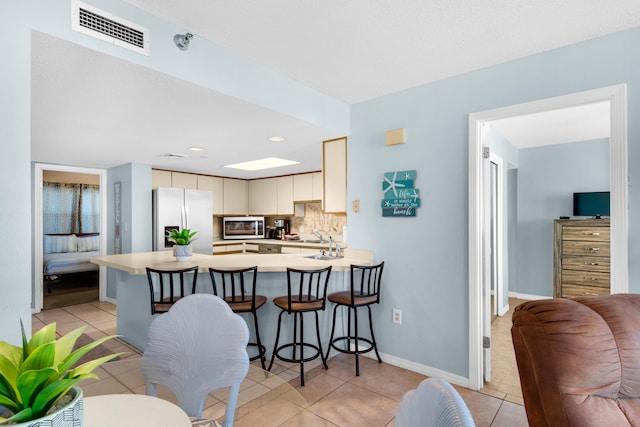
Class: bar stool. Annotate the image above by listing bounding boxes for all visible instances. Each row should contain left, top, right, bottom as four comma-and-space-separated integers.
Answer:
325, 262, 384, 376
209, 266, 266, 369
268, 266, 332, 386
145, 266, 199, 315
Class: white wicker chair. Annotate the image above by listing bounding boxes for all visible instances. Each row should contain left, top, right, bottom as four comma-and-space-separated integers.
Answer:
395, 377, 476, 427
141, 293, 249, 427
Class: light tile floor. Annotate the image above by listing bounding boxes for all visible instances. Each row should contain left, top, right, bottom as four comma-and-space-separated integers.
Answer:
33, 299, 529, 426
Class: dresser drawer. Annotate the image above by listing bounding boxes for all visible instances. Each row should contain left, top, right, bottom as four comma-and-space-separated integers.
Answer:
561, 269, 610, 287
562, 240, 610, 257
562, 226, 610, 242
561, 284, 611, 298
562, 256, 610, 273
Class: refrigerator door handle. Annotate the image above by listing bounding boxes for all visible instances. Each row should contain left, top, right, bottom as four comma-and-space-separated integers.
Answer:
181, 205, 188, 229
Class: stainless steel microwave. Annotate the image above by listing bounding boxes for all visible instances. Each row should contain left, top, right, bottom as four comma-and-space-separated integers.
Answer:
223, 216, 265, 240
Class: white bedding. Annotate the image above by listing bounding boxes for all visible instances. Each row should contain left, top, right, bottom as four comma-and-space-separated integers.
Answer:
43, 251, 100, 276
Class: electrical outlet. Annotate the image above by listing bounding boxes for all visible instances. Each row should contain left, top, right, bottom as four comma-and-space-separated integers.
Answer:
392, 308, 402, 325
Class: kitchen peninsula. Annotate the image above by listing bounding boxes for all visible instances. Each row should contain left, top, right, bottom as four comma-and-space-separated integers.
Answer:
91, 249, 372, 351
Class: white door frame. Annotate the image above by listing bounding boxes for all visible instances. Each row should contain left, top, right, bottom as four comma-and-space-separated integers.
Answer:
33, 163, 108, 313
489, 152, 505, 317
468, 84, 629, 390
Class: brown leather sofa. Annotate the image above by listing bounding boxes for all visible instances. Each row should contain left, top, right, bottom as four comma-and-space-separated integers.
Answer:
511, 294, 640, 427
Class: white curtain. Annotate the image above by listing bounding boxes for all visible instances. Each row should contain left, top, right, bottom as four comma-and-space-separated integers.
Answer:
43, 183, 100, 234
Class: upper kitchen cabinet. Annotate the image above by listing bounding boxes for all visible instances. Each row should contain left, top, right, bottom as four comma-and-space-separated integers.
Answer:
248, 176, 294, 216
312, 172, 323, 201
197, 175, 224, 216
152, 170, 172, 189
293, 172, 322, 202
171, 172, 198, 189
249, 178, 278, 215
277, 176, 294, 216
152, 170, 199, 190
323, 137, 347, 213
223, 178, 248, 216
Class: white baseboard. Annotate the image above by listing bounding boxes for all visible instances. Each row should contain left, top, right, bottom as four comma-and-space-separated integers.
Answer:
338, 345, 473, 390
103, 296, 117, 305
508, 291, 549, 301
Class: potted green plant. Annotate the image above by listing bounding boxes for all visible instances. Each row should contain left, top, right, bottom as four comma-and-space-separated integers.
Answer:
0, 321, 122, 426
167, 228, 197, 261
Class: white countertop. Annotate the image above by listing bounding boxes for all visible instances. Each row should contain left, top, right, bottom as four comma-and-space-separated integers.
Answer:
91, 248, 371, 275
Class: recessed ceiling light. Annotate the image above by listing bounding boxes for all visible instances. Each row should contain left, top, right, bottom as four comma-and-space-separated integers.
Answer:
267, 136, 286, 142
224, 157, 299, 171
188, 147, 205, 151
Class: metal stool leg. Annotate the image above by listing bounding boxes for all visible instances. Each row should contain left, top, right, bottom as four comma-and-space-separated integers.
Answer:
251, 311, 266, 370
268, 310, 285, 371
367, 305, 382, 363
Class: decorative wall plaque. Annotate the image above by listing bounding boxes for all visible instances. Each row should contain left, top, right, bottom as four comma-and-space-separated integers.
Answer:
114, 181, 121, 254
381, 170, 420, 217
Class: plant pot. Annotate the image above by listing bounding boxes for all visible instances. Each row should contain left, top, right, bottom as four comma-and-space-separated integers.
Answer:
173, 244, 193, 261
5, 386, 83, 427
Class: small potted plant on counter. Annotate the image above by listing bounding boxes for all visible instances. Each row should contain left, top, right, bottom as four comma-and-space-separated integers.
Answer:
0, 321, 122, 426
167, 228, 198, 261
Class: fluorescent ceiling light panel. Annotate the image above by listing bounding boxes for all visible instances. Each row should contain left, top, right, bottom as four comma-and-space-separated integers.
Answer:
224, 157, 299, 171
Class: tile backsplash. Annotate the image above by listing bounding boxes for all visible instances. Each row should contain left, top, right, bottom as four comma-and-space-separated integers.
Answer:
289, 202, 346, 242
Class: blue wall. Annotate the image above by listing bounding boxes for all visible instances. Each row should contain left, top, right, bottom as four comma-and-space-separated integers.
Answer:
107, 163, 152, 299
515, 139, 610, 296
348, 27, 639, 378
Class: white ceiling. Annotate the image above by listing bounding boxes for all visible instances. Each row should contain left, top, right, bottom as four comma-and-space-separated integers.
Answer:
31, 1, 640, 178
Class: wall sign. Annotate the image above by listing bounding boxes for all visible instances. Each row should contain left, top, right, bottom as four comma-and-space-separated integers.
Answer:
381, 170, 420, 217
114, 181, 121, 254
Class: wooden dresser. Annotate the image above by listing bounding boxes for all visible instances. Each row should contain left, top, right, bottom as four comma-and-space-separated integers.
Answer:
553, 219, 610, 298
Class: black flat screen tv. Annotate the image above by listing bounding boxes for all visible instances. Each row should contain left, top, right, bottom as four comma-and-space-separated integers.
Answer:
573, 191, 610, 217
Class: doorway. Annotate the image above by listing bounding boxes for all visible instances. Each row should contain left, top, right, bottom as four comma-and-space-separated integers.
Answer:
34, 164, 108, 313
468, 84, 629, 390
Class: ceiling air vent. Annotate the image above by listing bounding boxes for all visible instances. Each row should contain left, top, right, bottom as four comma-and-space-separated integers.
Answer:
71, 0, 150, 56
161, 153, 188, 159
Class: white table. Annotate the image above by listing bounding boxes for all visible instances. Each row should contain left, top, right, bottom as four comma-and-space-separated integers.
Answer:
84, 394, 191, 427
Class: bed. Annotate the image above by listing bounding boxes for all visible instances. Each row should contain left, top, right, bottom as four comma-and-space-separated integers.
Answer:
43, 234, 100, 292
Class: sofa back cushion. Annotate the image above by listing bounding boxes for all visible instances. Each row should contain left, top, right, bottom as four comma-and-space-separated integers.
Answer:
512, 294, 640, 427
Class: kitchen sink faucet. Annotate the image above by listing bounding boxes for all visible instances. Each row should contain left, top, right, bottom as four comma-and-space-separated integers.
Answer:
313, 228, 331, 243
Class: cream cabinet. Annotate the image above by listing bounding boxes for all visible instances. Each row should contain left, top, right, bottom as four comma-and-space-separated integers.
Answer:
171, 172, 198, 189
312, 172, 323, 201
152, 170, 172, 189
249, 176, 294, 215
293, 174, 313, 200
323, 137, 347, 213
223, 178, 248, 216
293, 172, 323, 202
197, 175, 224, 216
277, 176, 294, 215
153, 170, 199, 190
249, 178, 278, 215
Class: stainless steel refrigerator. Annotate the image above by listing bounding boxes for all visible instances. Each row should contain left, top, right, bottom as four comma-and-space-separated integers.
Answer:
152, 187, 213, 255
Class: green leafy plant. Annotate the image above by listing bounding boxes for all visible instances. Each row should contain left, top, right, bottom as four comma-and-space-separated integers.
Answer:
0, 322, 123, 424
167, 228, 197, 246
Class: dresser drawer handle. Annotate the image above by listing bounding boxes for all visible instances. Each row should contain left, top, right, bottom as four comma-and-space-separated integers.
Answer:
587, 277, 600, 281
585, 292, 599, 296
586, 262, 600, 266
585, 247, 600, 252
588, 232, 600, 236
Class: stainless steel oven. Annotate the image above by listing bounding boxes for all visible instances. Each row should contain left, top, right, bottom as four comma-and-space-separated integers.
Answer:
223, 216, 265, 240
